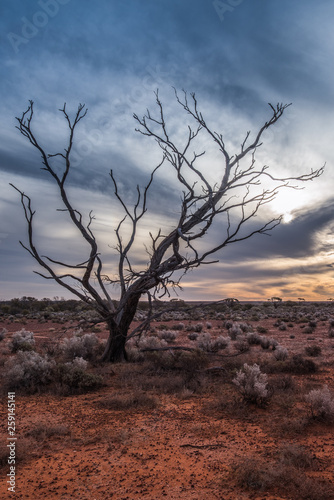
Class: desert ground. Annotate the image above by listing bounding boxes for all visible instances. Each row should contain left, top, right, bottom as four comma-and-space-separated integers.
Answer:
1, 300, 334, 499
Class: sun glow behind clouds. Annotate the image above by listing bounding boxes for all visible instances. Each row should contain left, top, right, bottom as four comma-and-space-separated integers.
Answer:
269, 187, 318, 226
282, 212, 293, 223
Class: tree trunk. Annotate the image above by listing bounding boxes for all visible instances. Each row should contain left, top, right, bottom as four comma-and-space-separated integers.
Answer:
100, 293, 141, 362
101, 323, 128, 362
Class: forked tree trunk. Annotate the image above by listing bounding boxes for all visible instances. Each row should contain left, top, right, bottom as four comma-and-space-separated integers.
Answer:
101, 293, 141, 362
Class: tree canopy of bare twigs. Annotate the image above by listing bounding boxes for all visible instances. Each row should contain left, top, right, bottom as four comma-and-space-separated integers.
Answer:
11, 90, 324, 361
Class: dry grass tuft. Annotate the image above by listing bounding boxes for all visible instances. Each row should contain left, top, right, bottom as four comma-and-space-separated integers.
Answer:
98, 391, 159, 411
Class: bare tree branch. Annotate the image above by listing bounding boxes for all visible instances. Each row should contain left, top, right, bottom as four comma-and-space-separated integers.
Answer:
12, 93, 324, 362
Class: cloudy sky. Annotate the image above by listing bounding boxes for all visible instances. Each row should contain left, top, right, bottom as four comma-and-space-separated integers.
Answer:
0, 0, 333, 302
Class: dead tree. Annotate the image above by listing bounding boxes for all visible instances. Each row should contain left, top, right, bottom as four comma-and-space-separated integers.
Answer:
223, 298, 240, 307
12, 91, 324, 362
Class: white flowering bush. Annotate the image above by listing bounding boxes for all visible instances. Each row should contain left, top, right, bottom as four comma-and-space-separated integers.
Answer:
10, 329, 35, 352
61, 332, 99, 361
233, 363, 269, 405
4, 351, 55, 391
305, 385, 334, 422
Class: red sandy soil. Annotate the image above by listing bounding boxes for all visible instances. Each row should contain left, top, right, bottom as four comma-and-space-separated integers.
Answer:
1, 313, 334, 499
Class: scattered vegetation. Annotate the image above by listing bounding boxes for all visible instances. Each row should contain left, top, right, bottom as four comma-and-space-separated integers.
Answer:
3, 350, 103, 395
1, 298, 334, 497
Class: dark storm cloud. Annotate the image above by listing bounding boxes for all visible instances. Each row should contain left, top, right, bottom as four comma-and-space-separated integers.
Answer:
1, 0, 333, 299
208, 201, 334, 265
